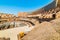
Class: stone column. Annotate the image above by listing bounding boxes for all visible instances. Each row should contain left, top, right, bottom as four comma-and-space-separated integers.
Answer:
56, 0, 58, 6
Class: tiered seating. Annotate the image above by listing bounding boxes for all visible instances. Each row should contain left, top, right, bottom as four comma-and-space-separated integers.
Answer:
0, 7, 60, 31
17, 7, 60, 40
0, 22, 14, 30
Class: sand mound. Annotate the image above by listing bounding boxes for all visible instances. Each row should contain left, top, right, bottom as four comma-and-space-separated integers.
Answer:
21, 22, 60, 40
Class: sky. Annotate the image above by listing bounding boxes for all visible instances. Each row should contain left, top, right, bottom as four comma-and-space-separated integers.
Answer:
0, 0, 53, 15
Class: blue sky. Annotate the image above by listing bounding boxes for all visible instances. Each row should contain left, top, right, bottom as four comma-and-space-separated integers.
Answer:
0, 0, 53, 15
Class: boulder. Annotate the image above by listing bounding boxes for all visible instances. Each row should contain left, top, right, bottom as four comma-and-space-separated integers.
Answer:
50, 18, 60, 34
21, 22, 60, 40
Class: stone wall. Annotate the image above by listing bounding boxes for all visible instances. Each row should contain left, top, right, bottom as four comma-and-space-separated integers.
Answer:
43, 0, 56, 11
